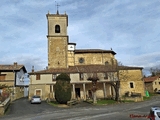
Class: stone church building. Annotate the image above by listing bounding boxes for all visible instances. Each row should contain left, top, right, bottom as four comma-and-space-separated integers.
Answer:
28, 11, 145, 101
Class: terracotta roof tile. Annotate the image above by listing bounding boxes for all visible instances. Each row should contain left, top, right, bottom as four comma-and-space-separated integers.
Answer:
29, 65, 118, 74
0, 64, 26, 72
144, 76, 160, 83
29, 65, 143, 74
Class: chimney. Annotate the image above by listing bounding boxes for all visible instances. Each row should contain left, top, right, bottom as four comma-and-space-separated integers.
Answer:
14, 62, 17, 68
32, 66, 34, 72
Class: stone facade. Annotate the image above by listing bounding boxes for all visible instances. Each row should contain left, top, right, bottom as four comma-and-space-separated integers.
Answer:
48, 37, 68, 69
152, 76, 160, 92
119, 69, 145, 97
46, 13, 68, 69
0, 72, 15, 87
145, 82, 153, 93
74, 52, 117, 66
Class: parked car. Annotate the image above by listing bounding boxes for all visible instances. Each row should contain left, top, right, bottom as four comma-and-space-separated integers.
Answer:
30, 95, 41, 104
149, 106, 160, 120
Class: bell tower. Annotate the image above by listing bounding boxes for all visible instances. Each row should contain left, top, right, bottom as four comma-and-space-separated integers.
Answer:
46, 10, 68, 69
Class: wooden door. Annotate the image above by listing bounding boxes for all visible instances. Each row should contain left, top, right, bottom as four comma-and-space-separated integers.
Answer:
36, 90, 41, 96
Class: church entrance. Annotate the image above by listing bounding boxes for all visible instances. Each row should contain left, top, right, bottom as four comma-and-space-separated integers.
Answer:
75, 88, 80, 99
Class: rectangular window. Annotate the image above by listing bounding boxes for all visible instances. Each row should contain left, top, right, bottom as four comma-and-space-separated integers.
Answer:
159, 82, 160, 85
52, 74, 57, 81
0, 74, 6, 81
104, 73, 108, 79
155, 82, 156, 85
130, 82, 134, 88
80, 73, 84, 80
36, 74, 40, 80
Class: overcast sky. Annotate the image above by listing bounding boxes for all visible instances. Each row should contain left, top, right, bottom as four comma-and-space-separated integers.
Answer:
0, 0, 160, 76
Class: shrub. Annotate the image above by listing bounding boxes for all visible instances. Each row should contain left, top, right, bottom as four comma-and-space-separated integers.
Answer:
56, 73, 71, 81
55, 73, 71, 104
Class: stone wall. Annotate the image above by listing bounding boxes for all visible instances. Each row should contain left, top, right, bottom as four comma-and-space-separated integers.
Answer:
48, 37, 68, 69
74, 53, 117, 65
153, 78, 160, 92
1, 72, 15, 80
0, 97, 10, 115
68, 51, 75, 66
145, 82, 154, 93
121, 96, 143, 102
120, 69, 145, 97
10, 87, 24, 102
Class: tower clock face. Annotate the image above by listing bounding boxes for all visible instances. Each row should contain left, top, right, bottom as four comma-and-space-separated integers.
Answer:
79, 57, 84, 63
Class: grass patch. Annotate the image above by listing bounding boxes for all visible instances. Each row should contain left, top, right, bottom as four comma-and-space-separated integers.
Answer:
87, 99, 135, 105
149, 93, 159, 96
143, 93, 158, 101
48, 101, 59, 106
143, 96, 150, 101
96, 99, 116, 105
122, 100, 134, 102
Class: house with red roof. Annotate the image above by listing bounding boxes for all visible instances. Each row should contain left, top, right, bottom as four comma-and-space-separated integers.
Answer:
144, 76, 160, 93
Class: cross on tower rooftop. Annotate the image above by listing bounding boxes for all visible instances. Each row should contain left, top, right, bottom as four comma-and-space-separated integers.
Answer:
55, 2, 60, 14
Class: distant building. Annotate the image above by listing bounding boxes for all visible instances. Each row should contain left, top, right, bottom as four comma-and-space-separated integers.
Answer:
0, 62, 29, 100
29, 11, 145, 101
144, 76, 160, 93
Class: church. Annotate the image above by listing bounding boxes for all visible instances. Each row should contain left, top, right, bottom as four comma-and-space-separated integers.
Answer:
28, 10, 145, 101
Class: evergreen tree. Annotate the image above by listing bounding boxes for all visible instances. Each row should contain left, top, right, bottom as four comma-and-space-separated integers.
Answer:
55, 73, 71, 104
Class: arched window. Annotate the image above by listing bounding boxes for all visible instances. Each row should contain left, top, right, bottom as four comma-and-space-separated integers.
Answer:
55, 25, 60, 33
105, 61, 109, 65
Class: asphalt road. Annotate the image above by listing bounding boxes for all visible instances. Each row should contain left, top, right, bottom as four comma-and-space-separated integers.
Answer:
1, 95, 160, 120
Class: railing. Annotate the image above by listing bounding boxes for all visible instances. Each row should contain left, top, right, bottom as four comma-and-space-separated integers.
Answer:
67, 99, 78, 106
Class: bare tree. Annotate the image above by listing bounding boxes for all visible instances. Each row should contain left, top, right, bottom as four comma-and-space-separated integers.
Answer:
106, 62, 132, 101
87, 72, 99, 104
150, 67, 160, 76
83, 64, 119, 102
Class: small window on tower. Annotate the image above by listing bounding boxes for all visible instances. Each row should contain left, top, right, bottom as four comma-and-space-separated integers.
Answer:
55, 25, 60, 33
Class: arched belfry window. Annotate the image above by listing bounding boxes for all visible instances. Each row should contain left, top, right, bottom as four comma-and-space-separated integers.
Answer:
55, 25, 60, 33
105, 61, 109, 65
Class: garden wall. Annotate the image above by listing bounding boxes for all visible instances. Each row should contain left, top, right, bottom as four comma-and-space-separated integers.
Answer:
0, 97, 10, 115
121, 96, 143, 102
